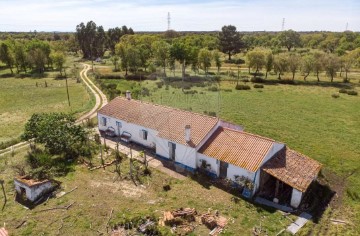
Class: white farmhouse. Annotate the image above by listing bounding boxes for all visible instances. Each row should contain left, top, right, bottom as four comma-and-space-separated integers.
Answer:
98, 93, 321, 208
14, 176, 53, 202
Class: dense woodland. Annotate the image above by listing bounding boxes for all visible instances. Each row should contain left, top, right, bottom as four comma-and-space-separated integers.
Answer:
0, 21, 360, 83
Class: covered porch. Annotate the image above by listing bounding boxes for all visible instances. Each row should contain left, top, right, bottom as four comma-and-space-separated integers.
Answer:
259, 148, 322, 208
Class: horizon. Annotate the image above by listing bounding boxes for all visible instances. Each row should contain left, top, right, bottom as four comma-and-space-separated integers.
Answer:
0, 0, 359, 32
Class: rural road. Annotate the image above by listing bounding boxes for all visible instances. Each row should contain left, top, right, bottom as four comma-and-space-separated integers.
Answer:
0, 64, 108, 157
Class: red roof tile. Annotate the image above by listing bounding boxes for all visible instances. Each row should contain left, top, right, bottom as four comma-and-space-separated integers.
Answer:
98, 97, 219, 147
198, 127, 275, 172
262, 148, 322, 192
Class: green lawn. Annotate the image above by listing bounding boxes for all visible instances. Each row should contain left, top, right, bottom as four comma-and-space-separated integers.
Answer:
0, 75, 94, 144
89, 67, 360, 235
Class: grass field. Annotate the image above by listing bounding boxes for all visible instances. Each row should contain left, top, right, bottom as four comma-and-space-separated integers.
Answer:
0, 147, 296, 235
88, 64, 360, 235
0, 69, 95, 145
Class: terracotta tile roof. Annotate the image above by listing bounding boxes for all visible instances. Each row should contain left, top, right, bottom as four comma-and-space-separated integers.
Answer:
14, 176, 51, 188
98, 97, 219, 147
198, 127, 275, 172
262, 148, 322, 192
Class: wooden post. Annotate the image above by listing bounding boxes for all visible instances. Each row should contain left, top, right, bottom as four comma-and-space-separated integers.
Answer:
144, 151, 148, 169
129, 148, 133, 177
275, 179, 280, 198
65, 77, 71, 107
100, 146, 105, 170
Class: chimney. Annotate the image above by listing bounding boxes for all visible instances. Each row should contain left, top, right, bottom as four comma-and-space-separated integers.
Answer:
125, 90, 131, 100
185, 125, 191, 142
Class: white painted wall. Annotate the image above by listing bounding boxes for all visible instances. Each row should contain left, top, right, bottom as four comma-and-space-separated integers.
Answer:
260, 142, 285, 167
14, 180, 52, 202
197, 153, 219, 175
155, 136, 197, 169
98, 114, 158, 148
291, 188, 303, 208
227, 164, 255, 181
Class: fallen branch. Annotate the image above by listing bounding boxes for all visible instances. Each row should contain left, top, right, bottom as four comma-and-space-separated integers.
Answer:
330, 219, 349, 224
89, 160, 116, 171
15, 220, 26, 229
106, 208, 114, 233
37, 202, 75, 212
57, 186, 78, 199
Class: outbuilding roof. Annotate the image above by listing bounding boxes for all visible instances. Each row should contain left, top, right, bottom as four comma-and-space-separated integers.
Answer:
262, 148, 322, 192
98, 97, 219, 147
198, 127, 275, 172
14, 176, 51, 188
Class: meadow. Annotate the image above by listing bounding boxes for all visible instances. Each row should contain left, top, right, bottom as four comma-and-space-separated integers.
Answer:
0, 67, 95, 146
89, 63, 360, 235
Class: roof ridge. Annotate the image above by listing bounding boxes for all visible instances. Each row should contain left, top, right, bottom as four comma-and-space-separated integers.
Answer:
115, 96, 219, 121
222, 127, 275, 143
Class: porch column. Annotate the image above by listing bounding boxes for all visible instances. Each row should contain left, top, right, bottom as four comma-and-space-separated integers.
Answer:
290, 188, 303, 208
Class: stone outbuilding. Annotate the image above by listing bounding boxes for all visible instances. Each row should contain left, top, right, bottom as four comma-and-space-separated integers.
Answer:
14, 176, 53, 202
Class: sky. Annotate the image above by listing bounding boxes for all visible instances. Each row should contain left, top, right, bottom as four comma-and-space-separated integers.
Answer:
0, 0, 359, 32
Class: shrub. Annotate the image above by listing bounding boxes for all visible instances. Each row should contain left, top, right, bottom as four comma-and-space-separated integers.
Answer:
347, 90, 358, 96
278, 79, 295, 85
208, 86, 219, 92
222, 89, 232, 92
242, 78, 250, 83
204, 111, 217, 117
156, 81, 164, 89
184, 90, 198, 95
224, 58, 245, 64
250, 77, 264, 83
339, 88, 347, 93
332, 93, 340, 98
254, 84, 264, 89
235, 84, 251, 90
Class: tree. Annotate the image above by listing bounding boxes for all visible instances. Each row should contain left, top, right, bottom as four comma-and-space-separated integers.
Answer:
323, 54, 340, 82
75, 21, 106, 59
115, 41, 130, 75
111, 55, 120, 71
246, 49, 265, 74
341, 52, 357, 82
278, 30, 301, 51
170, 41, 192, 78
287, 53, 301, 80
13, 41, 28, 73
273, 54, 288, 80
301, 54, 314, 81
26, 40, 51, 73
264, 51, 273, 79
218, 25, 244, 60
107, 26, 134, 55
152, 40, 170, 77
22, 113, 88, 158
0, 41, 15, 74
198, 48, 212, 76
212, 50, 222, 74
51, 51, 66, 75
313, 51, 325, 82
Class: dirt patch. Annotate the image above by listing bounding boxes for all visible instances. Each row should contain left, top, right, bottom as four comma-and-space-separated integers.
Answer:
90, 180, 146, 198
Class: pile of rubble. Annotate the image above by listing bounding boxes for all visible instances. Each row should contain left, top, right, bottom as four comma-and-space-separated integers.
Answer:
160, 207, 228, 235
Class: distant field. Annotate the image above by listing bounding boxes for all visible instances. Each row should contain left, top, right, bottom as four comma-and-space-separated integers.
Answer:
0, 75, 94, 144
89, 66, 360, 235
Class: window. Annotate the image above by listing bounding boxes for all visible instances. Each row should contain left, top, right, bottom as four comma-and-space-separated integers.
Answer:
168, 142, 176, 160
140, 130, 148, 140
101, 117, 107, 126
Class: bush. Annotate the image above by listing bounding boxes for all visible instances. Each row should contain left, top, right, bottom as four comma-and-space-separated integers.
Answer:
278, 79, 295, 85
235, 84, 251, 90
156, 81, 164, 89
208, 86, 219, 92
204, 111, 217, 117
222, 89, 232, 92
347, 90, 358, 96
332, 93, 340, 98
242, 78, 250, 83
184, 90, 198, 95
339, 88, 347, 93
224, 58, 245, 64
254, 84, 264, 89
250, 77, 264, 83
